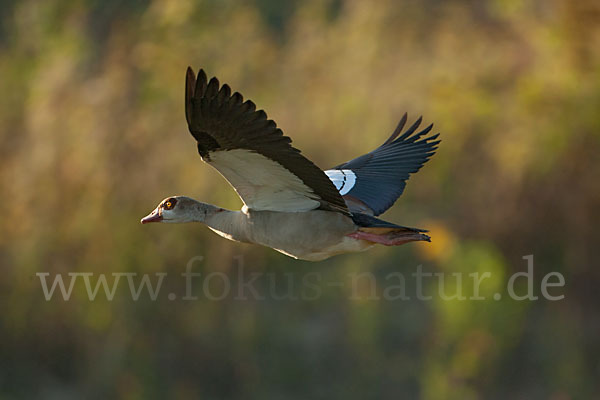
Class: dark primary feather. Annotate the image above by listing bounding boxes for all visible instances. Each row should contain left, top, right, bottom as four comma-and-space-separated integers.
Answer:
333, 113, 440, 216
185, 67, 349, 214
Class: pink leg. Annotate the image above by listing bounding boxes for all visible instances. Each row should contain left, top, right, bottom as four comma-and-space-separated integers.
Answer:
348, 231, 430, 246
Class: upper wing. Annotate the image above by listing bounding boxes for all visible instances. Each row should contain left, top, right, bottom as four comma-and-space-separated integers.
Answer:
185, 67, 349, 214
327, 114, 440, 216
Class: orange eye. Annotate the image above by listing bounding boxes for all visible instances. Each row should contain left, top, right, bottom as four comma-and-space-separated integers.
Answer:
163, 198, 177, 210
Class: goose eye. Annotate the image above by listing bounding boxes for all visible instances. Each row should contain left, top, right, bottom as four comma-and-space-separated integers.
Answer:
163, 198, 177, 210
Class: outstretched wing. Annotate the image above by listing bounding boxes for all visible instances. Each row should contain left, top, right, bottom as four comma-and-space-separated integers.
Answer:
327, 114, 440, 216
185, 67, 349, 214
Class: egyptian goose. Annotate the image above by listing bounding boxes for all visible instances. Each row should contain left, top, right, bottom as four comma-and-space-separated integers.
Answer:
141, 68, 440, 261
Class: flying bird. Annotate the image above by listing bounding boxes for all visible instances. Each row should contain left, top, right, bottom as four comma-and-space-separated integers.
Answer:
141, 67, 440, 261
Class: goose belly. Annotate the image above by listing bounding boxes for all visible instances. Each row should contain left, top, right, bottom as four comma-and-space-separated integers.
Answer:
245, 210, 373, 261
274, 236, 375, 261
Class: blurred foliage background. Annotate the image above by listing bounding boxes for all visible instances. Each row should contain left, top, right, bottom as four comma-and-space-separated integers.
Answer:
1, 0, 599, 398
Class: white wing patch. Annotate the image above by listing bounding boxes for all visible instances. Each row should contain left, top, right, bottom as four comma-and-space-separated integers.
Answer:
324, 169, 356, 196
208, 149, 321, 212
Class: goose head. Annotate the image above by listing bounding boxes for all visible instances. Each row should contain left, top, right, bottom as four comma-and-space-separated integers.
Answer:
141, 196, 205, 224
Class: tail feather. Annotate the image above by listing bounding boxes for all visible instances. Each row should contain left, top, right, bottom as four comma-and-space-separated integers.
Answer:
351, 212, 428, 232
349, 212, 431, 245
349, 228, 430, 246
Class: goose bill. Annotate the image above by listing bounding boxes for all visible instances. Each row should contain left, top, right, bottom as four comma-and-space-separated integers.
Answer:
141, 209, 163, 224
